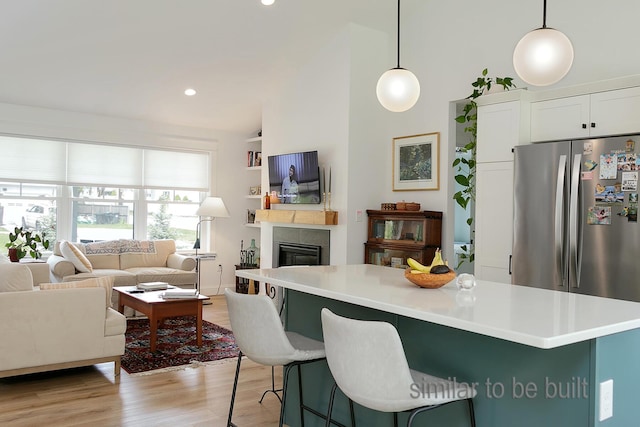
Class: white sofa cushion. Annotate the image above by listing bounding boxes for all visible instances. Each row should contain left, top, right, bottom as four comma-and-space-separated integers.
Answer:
0, 263, 33, 292
60, 241, 93, 273
40, 276, 114, 307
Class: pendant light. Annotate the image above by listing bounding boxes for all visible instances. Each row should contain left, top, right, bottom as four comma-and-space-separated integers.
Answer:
376, 0, 420, 112
513, 0, 574, 87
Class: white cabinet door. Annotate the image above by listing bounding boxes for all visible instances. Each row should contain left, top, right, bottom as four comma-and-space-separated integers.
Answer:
474, 161, 513, 283
530, 95, 590, 142
590, 86, 640, 137
531, 87, 640, 142
477, 101, 521, 163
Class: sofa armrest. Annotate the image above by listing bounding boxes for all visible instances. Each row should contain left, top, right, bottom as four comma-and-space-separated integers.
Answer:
47, 254, 76, 282
166, 253, 196, 271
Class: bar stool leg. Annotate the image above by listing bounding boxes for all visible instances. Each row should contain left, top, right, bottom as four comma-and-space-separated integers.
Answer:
227, 352, 243, 427
325, 382, 339, 427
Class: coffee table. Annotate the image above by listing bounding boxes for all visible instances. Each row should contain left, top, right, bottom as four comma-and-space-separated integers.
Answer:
114, 286, 211, 352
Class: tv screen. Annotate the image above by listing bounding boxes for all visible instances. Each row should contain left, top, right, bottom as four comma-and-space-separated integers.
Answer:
268, 150, 321, 204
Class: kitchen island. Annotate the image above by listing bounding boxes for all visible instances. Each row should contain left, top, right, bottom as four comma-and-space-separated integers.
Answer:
235, 264, 640, 427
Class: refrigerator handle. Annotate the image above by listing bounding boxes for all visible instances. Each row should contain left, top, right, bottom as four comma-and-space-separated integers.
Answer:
555, 155, 567, 287
569, 153, 582, 288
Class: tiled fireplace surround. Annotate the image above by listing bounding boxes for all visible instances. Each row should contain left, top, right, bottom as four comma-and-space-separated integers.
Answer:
272, 226, 330, 267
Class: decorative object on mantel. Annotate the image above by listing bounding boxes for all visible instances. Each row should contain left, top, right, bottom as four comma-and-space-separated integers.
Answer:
392, 132, 440, 191
453, 69, 516, 268
322, 166, 333, 212
376, 0, 420, 112
5, 227, 50, 262
513, 0, 574, 87
381, 203, 397, 210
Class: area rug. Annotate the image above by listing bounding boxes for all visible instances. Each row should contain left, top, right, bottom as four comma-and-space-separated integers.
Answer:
122, 316, 239, 375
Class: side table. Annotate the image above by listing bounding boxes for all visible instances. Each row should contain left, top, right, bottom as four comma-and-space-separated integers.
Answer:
235, 264, 259, 294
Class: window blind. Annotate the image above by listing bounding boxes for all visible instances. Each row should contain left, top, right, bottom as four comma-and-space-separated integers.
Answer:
67, 143, 143, 187
0, 136, 66, 183
0, 135, 210, 190
144, 149, 209, 190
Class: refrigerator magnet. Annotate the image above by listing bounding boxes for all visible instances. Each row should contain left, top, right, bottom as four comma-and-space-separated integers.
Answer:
630, 193, 638, 203
617, 153, 637, 171
587, 207, 612, 225
621, 172, 638, 191
583, 141, 593, 155
628, 206, 638, 222
583, 159, 598, 171
581, 171, 593, 180
600, 154, 617, 179
626, 139, 636, 152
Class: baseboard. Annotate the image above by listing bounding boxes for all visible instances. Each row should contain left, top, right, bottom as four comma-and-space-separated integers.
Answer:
200, 283, 234, 296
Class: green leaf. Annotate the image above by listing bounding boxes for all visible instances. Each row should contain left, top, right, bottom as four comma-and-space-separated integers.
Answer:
452, 158, 461, 167
455, 175, 469, 186
482, 68, 488, 76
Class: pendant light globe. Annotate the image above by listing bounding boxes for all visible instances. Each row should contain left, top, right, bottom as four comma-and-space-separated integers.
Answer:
513, 27, 574, 86
376, 67, 421, 112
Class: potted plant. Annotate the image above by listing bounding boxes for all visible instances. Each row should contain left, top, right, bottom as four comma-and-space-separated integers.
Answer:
453, 69, 516, 268
5, 227, 50, 262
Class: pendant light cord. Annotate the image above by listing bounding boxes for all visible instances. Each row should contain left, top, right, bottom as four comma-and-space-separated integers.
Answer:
542, 0, 547, 28
396, 0, 401, 68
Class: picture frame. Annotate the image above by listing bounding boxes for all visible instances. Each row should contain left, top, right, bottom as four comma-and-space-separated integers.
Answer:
392, 132, 440, 191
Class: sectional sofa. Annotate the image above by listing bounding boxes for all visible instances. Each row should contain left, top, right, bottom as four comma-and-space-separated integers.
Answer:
0, 260, 125, 378
47, 239, 197, 285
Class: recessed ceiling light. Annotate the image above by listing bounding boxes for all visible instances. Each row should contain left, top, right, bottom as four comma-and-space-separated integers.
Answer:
184, 88, 197, 96
261, 0, 275, 5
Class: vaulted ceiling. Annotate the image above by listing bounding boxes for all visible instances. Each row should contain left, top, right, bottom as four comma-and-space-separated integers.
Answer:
0, 1, 394, 135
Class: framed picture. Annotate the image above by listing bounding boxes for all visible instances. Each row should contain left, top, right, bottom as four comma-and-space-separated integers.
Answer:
392, 132, 440, 191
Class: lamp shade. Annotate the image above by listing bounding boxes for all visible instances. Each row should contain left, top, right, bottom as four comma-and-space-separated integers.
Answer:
196, 196, 230, 217
376, 68, 421, 112
513, 27, 574, 87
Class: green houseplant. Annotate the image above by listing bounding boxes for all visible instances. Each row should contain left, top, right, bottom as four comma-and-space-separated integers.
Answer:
453, 69, 516, 268
5, 227, 50, 261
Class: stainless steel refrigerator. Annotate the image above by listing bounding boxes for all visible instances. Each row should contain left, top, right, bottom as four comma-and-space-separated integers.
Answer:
512, 135, 640, 302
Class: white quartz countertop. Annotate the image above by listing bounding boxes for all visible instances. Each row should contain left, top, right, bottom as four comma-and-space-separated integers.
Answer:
235, 264, 640, 349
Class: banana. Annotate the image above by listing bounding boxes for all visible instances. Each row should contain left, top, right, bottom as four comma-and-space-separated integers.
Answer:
407, 257, 430, 273
429, 248, 445, 268
410, 269, 424, 274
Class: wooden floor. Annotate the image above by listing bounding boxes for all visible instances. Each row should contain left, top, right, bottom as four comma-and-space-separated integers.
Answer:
0, 295, 284, 427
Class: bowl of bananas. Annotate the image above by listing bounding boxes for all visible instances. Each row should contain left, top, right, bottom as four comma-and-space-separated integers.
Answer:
404, 250, 456, 289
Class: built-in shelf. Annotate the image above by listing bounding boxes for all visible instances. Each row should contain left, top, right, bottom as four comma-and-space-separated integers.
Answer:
255, 209, 338, 225
246, 195, 262, 199
246, 136, 262, 143
246, 223, 261, 228
247, 166, 261, 171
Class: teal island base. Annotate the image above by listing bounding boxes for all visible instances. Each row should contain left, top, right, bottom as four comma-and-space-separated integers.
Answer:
281, 290, 640, 427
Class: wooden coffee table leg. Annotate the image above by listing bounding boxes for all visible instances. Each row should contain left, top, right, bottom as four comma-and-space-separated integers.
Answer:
149, 312, 158, 352
196, 300, 203, 347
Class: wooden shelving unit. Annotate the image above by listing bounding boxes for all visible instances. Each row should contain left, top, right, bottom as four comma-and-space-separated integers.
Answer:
255, 209, 338, 225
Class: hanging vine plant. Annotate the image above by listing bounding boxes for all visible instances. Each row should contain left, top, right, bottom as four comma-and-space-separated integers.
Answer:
453, 69, 516, 268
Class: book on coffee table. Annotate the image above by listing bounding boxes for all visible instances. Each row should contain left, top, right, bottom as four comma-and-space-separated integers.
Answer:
137, 281, 169, 291
161, 289, 199, 299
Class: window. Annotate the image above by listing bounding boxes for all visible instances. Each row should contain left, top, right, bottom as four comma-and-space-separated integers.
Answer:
0, 136, 210, 254
71, 186, 135, 243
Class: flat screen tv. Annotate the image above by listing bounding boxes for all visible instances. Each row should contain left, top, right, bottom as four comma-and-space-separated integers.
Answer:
268, 150, 321, 204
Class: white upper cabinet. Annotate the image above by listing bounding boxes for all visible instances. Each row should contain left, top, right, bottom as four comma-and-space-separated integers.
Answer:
477, 101, 523, 163
530, 86, 640, 142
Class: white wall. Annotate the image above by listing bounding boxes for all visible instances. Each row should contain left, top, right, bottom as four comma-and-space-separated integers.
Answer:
262, 0, 640, 265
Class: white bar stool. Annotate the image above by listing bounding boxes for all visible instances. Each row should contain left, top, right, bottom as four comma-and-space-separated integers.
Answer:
225, 289, 345, 427
321, 308, 477, 427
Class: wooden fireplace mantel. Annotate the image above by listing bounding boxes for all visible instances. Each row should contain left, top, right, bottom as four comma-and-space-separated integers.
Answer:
255, 209, 338, 225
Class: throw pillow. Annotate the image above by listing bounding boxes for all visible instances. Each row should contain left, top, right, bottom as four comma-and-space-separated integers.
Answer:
60, 240, 93, 273
0, 263, 34, 292
40, 276, 114, 307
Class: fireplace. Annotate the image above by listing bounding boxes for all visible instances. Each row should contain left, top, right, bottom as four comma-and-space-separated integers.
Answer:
277, 242, 321, 267
272, 227, 330, 267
